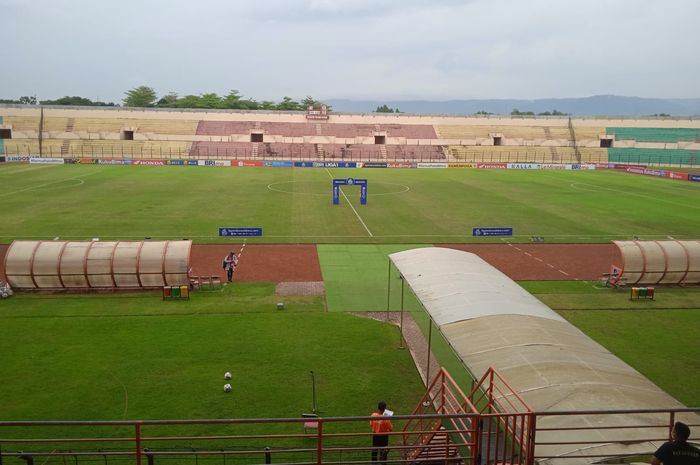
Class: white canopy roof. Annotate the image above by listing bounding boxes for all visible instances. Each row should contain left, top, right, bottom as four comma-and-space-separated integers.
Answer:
388, 247, 696, 465
389, 246, 565, 326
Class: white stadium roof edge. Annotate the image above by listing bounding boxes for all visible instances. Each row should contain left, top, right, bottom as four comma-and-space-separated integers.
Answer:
388, 247, 698, 465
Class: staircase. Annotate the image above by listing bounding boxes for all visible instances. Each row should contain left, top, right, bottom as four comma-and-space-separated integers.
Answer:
315, 144, 325, 160
60, 118, 75, 157
251, 143, 259, 158
380, 145, 387, 160
60, 140, 71, 157
402, 367, 534, 465
315, 124, 323, 136
568, 118, 582, 163
543, 127, 560, 162
405, 426, 459, 463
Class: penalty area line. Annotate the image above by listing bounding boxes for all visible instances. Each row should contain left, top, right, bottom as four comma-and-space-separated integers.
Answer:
325, 168, 373, 237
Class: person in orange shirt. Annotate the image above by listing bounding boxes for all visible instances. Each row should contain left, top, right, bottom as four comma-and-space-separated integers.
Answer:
370, 401, 393, 464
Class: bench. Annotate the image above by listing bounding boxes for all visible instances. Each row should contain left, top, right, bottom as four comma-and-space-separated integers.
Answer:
630, 286, 655, 300
189, 275, 222, 290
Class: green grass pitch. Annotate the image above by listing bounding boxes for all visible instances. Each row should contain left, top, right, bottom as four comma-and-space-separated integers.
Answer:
0, 163, 698, 450
1, 164, 699, 243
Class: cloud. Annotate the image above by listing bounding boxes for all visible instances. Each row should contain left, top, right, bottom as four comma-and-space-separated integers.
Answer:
0, 0, 699, 101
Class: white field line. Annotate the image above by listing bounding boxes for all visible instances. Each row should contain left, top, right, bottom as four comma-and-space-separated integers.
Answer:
325, 168, 373, 237
0, 171, 100, 198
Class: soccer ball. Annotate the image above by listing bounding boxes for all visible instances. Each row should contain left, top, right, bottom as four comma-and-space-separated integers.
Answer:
224, 383, 232, 392
224, 372, 232, 380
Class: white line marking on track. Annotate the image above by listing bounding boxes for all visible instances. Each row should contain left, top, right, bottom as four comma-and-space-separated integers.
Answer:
547, 264, 555, 269
535, 257, 543, 262
559, 270, 569, 276
524, 252, 532, 256
325, 168, 373, 237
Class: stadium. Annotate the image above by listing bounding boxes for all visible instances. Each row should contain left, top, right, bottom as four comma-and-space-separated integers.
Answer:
0, 102, 698, 465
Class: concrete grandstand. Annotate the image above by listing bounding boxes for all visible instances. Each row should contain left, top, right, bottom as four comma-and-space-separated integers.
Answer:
1, 105, 699, 165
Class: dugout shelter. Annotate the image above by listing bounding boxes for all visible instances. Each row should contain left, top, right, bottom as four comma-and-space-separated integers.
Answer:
4, 240, 191, 290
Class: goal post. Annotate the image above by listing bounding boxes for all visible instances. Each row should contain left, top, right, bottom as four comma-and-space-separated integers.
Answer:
332, 178, 367, 205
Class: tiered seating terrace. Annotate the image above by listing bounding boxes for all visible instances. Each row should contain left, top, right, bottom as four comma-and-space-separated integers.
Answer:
4, 116, 41, 131
72, 118, 199, 134
3, 139, 64, 156
608, 148, 698, 165
607, 127, 699, 143
437, 125, 569, 140
68, 140, 192, 158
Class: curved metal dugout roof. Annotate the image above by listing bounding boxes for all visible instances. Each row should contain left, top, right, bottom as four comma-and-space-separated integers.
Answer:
389, 246, 565, 326
388, 247, 696, 465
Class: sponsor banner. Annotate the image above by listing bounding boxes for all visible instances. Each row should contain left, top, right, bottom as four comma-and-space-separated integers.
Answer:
580, 164, 597, 170
508, 163, 540, 170
65, 158, 79, 164
448, 163, 475, 168
235, 160, 262, 167
169, 159, 185, 166
689, 174, 700, 182
187, 160, 199, 165
7, 155, 30, 162
0, 155, 5, 163
666, 171, 689, 181
292, 161, 358, 168
362, 162, 388, 168
477, 163, 507, 169
219, 227, 263, 237
388, 162, 417, 168
643, 168, 665, 177
97, 159, 132, 165
333, 161, 357, 168
199, 160, 215, 166
625, 166, 646, 174
79, 158, 96, 164
539, 164, 568, 170
132, 160, 166, 166
417, 163, 448, 169
214, 160, 231, 167
263, 160, 293, 168
472, 227, 513, 237
30, 157, 65, 165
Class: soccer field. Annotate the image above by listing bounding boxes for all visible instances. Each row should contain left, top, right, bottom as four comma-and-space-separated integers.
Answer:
1, 164, 699, 243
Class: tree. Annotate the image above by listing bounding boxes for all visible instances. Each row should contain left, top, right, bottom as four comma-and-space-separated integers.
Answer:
276, 96, 302, 111
156, 92, 179, 107
300, 96, 331, 111
537, 109, 567, 116
375, 104, 394, 113
123, 86, 157, 107
511, 108, 534, 116
40, 96, 116, 106
19, 95, 37, 105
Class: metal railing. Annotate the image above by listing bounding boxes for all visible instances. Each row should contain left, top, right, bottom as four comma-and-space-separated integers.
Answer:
0, 409, 698, 465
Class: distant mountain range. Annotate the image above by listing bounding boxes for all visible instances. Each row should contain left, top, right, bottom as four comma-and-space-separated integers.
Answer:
327, 95, 700, 117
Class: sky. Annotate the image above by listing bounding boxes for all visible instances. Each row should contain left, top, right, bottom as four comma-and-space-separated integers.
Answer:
1, 0, 699, 103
